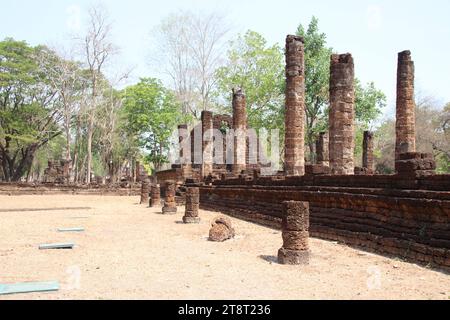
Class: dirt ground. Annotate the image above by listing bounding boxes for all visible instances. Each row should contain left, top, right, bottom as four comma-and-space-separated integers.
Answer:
0, 195, 449, 300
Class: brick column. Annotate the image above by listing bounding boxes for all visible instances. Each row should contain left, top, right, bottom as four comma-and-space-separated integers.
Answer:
395, 50, 416, 169
201, 111, 213, 179
162, 180, 177, 214
232, 88, 247, 175
284, 35, 306, 176
150, 184, 161, 207
183, 187, 200, 224
140, 177, 150, 205
329, 53, 355, 175
316, 132, 329, 167
278, 201, 310, 265
178, 124, 192, 180
363, 131, 374, 173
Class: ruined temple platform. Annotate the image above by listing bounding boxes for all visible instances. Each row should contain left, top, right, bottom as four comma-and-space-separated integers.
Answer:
0, 195, 448, 300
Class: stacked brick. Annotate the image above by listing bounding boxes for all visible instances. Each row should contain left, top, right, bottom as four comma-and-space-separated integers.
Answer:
162, 180, 177, 214
284, 35, 306, 176
140, 177, 150, 205
278, 201, 310, 265
232, 88, 247, 175
201, 111, 214, 179
183, 187, 200, 223
316, 132, 329, 167
395, 50, 416, 164
362, 131, 375, 174
150, 184, 161, 207
329, 53, 355, 175
199, 183, 450, 272
178, 124, 192, 179
396, 152, 436, 178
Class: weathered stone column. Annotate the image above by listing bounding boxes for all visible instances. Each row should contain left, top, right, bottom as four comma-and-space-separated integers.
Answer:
162, 180, 177, 214
284, 35, 306, 176
278, 201, 310, 265
135, 161, 141, 182
178, 124, 192, 180
329, 53, 355, 175
201, 111, 213, 179
140, 177, 150, 205
150, 184, 161, 207
232, 88, 247, 175
316, 132, 329, 167
395, 50, 416, 169
363, 131, 374, 173
182, 187, 200, 224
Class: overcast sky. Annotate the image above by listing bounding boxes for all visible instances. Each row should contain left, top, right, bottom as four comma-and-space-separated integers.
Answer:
1, 0, 449, 118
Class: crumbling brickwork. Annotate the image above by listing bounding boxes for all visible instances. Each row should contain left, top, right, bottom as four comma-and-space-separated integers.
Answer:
329, 54, 355, 175
362, 131, 374, 173
284, 35, 306, 176
150, 184, 161, 207
278, 201, 310, 265
232, 88, 247, 175
183, 187, 200, 224
316, 132, 329, 167
199, 173, 450, 271
201, 111, 214, 178
396, 50, 416, 167
178, 124, 192, 180
140, 177, 150, 205
162, 180, 177, 214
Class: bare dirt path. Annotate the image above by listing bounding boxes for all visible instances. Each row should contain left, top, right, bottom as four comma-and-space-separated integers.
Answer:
0, 195, 448, 300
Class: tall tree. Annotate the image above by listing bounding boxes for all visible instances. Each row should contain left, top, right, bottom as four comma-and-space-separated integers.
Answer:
152, 11, 229, 117
80, 5, 117, 184
214, 30, 285, 131
296, 17, 333, 157
0, 39, 62, 181
121, 78, 185, 172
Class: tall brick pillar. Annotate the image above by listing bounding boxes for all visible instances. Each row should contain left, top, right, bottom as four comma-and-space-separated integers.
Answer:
329, 53, 355, 175
363, 131, 374, 173
201, 111, 213, 179
178, 124, 192, 180
284, 35, 306, 176
395, 50, 416, 170
316, 132, 329, 167
232, 88, 247, 175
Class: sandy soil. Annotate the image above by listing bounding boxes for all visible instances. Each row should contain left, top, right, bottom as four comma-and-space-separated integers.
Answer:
0, 195, 449, 300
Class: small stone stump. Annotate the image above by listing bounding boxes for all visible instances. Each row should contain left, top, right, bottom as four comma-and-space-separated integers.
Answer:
150, 184, 161, 207
209, 216, 235, 242
140, 177, 150, 205
278, 201, 310, 265
183, 187, 200, 224
162, 180, 177, 214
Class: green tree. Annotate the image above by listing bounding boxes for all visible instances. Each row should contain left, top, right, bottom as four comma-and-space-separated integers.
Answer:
296, 17, 333, 156
122, 78, 185, 173
214, 31, 285, 131
0, 38, 62, 181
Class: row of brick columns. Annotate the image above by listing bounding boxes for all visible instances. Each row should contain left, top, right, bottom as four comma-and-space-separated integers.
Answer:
284, 35, 417, 176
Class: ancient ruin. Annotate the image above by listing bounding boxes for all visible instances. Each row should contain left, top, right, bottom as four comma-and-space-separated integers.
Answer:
150, 184, 161, 207
329, 53, 355, 175
162, 180, 177, 214
232, 88, 247, 175
395, 50, 416, 168
209, 216, 235, 242
140, 177, 150, 205
183, 187, 200, 224
278, 201, 310, 265
284, 35, 306, 176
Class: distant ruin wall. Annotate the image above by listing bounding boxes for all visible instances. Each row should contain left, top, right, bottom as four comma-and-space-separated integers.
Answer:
0, 183, 140, 196
199, 177, 450, 271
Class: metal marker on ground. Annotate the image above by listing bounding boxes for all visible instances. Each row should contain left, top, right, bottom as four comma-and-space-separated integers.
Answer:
57, 228, 85, 232
0, 281, 59, 295
39, 243, 75, 250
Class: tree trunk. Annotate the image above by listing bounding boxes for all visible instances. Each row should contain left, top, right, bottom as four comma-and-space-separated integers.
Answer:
86, 117, 94, 184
